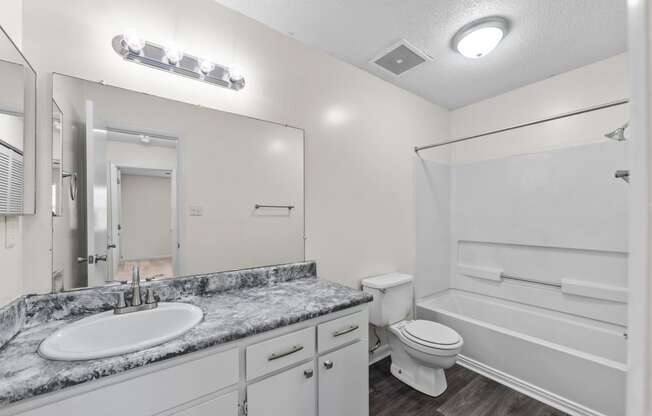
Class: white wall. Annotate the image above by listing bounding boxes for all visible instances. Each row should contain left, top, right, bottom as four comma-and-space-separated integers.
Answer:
21, 0, 449, 293
0, 114, 23, 152
120, 174, 171, 261
450, 54, 629, 140
1, 0, 22, 48
0, 0, 23, 306
105, 141, 176, 172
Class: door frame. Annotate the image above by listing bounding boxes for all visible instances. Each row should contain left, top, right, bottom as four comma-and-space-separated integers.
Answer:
626, 1, 650, 415
108, 164, 180, 279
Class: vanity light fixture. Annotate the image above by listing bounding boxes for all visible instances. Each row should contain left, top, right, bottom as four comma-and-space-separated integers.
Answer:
452, 16, 508, 59
163, 44, 183, 65
112, 34, 245, 91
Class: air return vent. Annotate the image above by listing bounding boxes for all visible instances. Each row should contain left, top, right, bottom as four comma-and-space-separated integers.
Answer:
0, 144, 24, 215
371, 40, 430, 76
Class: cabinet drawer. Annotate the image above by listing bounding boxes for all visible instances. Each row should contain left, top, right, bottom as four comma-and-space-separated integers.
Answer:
317, 310, 367, 353
17, 348, 239, 416
172, 391, 239, 416
246, 327, 315, 380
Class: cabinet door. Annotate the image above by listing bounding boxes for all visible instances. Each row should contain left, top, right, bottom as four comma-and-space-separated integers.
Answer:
172, 391, 238, 416
247, 362, 316, 416
319, 341, 368, 416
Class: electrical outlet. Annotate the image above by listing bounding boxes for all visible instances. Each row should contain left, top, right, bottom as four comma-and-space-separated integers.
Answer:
189, 205, 204, 216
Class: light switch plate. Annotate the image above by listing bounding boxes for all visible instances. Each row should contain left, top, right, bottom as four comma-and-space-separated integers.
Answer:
189, 205, 204, 216
5, 216, 18, 248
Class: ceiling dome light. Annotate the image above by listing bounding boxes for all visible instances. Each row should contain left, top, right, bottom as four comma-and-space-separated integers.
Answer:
123, 30, 146, 53
198, 59, 215, 74
452, 16, 508, 59
164, 44, 183, 65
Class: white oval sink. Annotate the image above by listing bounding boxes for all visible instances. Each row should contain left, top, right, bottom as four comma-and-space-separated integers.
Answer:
39, 303, 203, 361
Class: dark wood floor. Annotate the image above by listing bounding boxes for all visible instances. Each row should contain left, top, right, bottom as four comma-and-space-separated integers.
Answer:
369, 357, 568, 416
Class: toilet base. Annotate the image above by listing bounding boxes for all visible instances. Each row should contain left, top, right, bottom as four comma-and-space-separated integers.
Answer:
390, 361, 448, 397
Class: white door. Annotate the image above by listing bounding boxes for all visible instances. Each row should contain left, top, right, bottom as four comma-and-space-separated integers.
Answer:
85, 100, 109, 286
107, 164, 121, 280
247, 362, 316, 416
319, 342, 369, 416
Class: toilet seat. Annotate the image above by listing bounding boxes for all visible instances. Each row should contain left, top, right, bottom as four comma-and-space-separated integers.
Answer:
402, 320, 461, 348
395, 320, 463, 355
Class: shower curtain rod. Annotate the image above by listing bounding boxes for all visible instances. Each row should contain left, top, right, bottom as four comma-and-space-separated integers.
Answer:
414, 98, 630, 154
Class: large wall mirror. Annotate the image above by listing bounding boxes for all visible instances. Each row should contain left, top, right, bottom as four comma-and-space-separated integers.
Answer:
0, 25, 36, 215
52, 73, 304, 291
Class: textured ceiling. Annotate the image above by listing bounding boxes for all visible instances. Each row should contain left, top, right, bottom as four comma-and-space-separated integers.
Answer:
213, 0, 627, 109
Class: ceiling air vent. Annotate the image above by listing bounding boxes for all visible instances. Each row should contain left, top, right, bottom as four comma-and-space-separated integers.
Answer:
371, 40, 431, 76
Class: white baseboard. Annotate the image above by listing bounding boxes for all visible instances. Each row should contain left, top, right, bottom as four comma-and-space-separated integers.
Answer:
457, 355, 607, 416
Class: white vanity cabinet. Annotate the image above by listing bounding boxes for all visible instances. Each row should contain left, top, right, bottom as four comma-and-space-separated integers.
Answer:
170, 391, 239, 416
247, 361, 317, 416
246, 309, 368, 416
2, 306, 368, 416
319, 341, 369, 416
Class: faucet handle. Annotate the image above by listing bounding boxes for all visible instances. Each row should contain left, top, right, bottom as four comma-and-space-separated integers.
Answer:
111, 291, 127, 308
146, 287, 157, 305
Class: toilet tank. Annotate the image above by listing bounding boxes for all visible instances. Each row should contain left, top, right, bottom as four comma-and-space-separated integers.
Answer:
361, 273, 413, 327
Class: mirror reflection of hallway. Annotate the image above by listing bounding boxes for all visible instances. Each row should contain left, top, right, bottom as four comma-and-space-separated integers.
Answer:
112, 166, 175, 282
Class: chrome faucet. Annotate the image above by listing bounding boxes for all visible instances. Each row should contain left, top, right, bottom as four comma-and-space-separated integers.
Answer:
131, 265, 142, 306
114, 265, 158, 315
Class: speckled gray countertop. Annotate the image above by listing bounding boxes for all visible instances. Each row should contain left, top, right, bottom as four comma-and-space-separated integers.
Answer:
0, 262, 372, 408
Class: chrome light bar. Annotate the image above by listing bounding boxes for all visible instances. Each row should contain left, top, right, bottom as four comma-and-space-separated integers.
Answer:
111, 34, 245, 91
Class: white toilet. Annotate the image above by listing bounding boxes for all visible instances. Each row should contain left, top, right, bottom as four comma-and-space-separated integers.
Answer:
362, 273, 463, 397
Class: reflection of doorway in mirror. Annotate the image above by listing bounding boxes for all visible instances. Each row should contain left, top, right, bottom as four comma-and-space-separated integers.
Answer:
108, 165, 177, 282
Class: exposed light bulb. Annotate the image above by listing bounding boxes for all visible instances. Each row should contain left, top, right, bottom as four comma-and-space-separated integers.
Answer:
164, 44, 183, 65
123, 30, 146, 53
198, 59, 215, 74
228, 64, 244, 82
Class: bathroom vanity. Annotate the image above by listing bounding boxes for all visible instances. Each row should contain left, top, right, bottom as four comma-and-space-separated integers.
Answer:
0, 262, 371, 416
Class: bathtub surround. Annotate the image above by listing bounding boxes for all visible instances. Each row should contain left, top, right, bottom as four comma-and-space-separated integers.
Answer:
412, 55, 630, 416
415, 141, 628, 416
0, 261, 372, 407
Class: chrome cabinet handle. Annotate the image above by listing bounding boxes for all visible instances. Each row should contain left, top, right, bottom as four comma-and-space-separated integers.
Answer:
333, 324, 359, 338
268, 345, 304, 361
76, 256, 88, 264
323, 360, 333, 370
304, 368, 314, 379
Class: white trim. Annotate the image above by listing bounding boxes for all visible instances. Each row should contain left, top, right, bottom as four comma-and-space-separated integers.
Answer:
457, 355, 606, 416
626, 1, 650, 415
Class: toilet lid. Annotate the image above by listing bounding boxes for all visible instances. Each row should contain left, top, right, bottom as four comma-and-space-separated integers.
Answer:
402, 320, 461, 346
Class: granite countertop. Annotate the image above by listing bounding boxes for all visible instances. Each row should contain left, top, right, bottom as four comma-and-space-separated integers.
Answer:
0, 262, 372, 408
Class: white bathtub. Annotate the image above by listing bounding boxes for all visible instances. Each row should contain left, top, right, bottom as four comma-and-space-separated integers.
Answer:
417, 289, 627, 416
